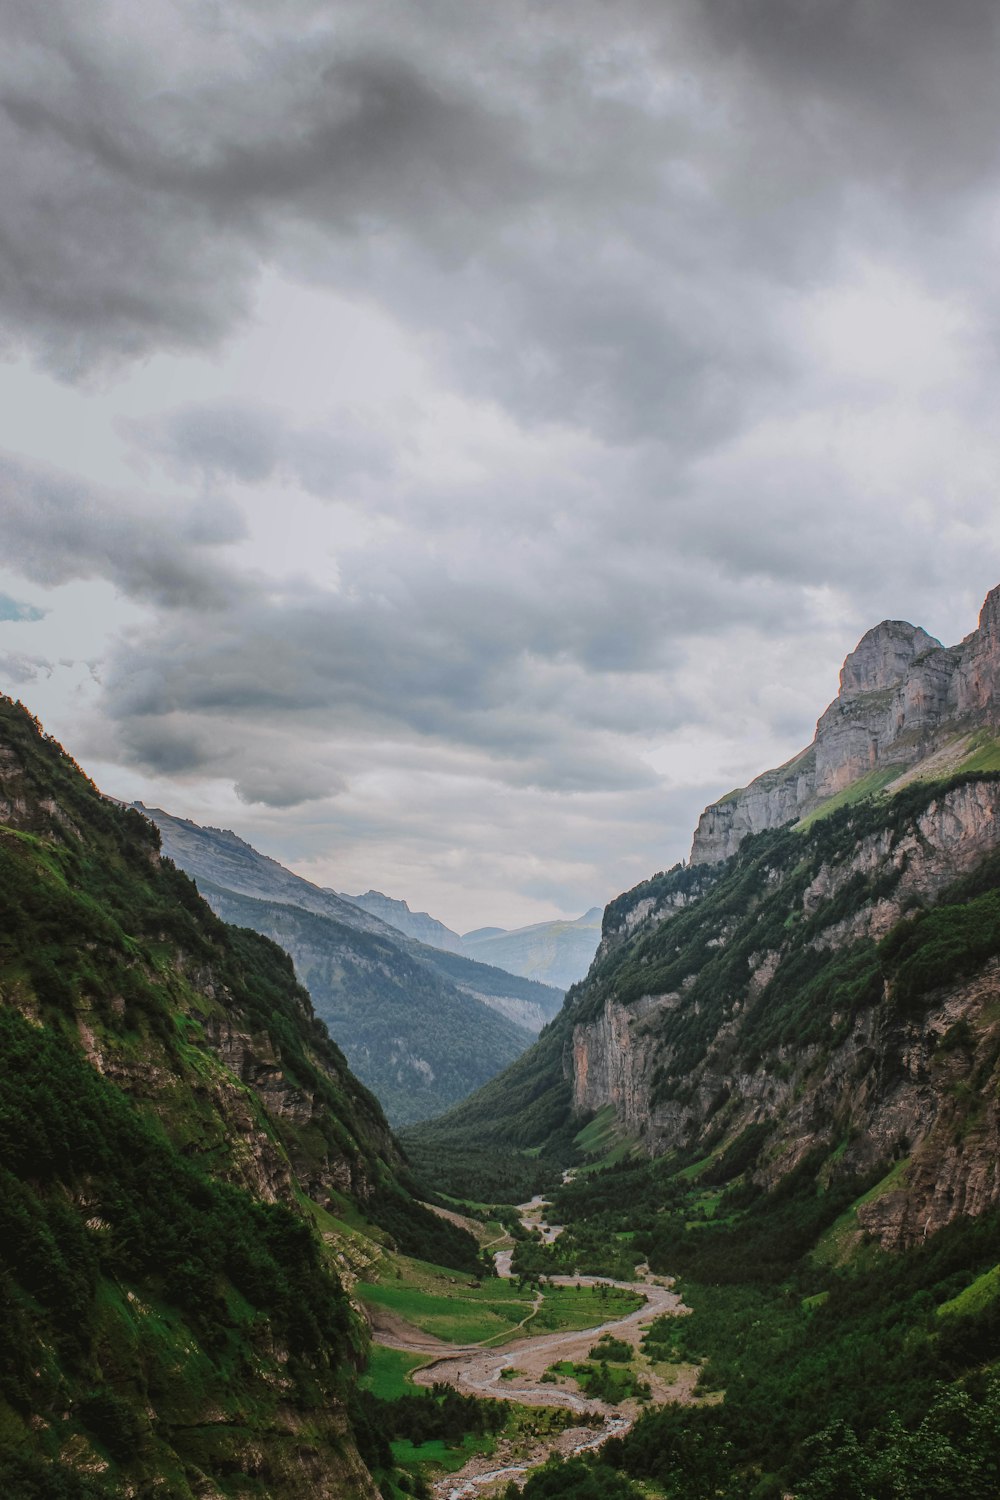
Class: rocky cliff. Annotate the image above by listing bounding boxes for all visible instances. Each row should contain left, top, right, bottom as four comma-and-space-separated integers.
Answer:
690, 587, 1000, 865
429, 589, 1000, 1260
569, 774, 1000, 1248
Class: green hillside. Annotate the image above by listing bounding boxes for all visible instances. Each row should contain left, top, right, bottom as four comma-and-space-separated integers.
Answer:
0, 698, 474, 1497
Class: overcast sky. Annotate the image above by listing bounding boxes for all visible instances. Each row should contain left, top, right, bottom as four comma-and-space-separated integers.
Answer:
2, 0, 1000, 931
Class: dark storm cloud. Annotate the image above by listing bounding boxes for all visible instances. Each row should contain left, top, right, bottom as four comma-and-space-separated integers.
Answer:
5, 0, 998, 437
697, 0, 1000, 193
0, 3, 541, 375
0, 453, 247, 608
6, 0, 1000, 918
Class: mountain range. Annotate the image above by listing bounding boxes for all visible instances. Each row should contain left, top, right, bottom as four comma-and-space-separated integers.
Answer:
138, 805, 565, 1124
341, 888, 603, 989
6, 583, 1000, 1497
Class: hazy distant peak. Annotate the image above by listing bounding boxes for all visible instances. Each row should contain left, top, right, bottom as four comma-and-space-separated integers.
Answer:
339, 887, 464, 953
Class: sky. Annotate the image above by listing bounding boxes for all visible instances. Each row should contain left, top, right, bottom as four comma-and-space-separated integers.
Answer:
2, 0, 1000, 932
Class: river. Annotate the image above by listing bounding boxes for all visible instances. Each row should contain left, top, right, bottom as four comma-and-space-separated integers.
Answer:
371, 1183, 693, 1498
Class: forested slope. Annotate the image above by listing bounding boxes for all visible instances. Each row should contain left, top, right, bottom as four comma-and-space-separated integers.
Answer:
0, 698, 473, 1498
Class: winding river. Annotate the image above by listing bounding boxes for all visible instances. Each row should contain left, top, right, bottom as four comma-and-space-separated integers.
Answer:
371, 1185, 692, 1498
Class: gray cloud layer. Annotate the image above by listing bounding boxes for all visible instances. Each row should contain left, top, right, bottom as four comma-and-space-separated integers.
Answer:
3, 0, 1000, 921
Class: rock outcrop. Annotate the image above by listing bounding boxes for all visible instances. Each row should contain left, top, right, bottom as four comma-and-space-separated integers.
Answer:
569, 777, 1000, 1249
691, 587, 1000, 865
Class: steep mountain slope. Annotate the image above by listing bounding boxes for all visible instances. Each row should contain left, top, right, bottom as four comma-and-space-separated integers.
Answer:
691, 584, 1000, 864
460, 907, 604, 989
138, 805, 396, 935
200, 880, 536, 1125
0, 699, 473, 1498
413, 587, 1000, 1255
140, 806, 562, 1120
340, 888, 464, 952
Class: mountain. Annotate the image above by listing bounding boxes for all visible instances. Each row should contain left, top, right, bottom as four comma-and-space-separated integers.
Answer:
338, 883, 601, 1002
0, 698, 478, 1498
690, 587, 1000, 865
409, 585, 1000, 1253
339, 888, 464, 952
198, 879, 539, 1126
137, 805, 395, 936
139, 805, 563, 1122
459, 907, 604, 990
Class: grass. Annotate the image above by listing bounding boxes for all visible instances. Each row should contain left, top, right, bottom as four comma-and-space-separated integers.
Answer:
359, 1252, 645, 1347
796, 765, 904, 831
391, 1433, 495, 1473
573, 1105, 640, 1175
936, 1263, 1000, 1320
360, 1346, 430, 1399
812, 1158, 909, 1267
526, 1284, 644, 1334
675, 1148, 725, 1181
954, 732, 1000, 775
359, 1278, 532, 1344
574, 1105, 622, 1157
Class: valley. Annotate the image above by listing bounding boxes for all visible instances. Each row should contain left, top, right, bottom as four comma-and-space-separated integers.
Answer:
4, 584, 1000, 1498
356, 1182, 699, 1498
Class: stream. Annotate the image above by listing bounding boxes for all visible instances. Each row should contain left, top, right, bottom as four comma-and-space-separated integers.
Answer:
372, 1179, 689, 1498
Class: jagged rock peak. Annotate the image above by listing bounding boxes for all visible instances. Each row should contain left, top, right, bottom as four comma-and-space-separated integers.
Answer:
838, 619, 940, 701
689, 583, 1000, 866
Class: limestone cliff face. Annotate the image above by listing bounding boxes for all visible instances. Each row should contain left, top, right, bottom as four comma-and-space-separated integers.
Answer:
569, 773, 1000, 1251
691, 587, 1000, 865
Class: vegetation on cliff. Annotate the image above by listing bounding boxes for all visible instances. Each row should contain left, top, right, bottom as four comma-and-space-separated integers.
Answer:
0, 698, 476, 1497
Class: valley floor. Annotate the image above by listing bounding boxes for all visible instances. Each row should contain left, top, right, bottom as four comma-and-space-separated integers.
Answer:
363, 1189, 704, 1497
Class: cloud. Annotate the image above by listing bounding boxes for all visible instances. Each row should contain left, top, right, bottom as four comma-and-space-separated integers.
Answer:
125, 400, 394, 496
5, 0, 1000, 926
5, 0, 999, 439
0, 452, 247, 608
0, 651, 52, 686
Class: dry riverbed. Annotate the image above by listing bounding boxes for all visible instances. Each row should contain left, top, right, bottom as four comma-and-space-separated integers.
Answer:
370, 1188, 704, 1498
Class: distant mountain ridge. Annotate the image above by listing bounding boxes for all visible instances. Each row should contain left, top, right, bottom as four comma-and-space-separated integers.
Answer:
138, 807, 395, 936
342, 887, 604, 990
460, 906, 604, 990
339, 887, 465, 952
139, 804, 563, 1122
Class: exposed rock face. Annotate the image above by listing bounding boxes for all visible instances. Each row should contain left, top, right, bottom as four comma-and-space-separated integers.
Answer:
690, 586, 1000, 865
570, 776, 1000, 1250
597, 867, 721, 963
